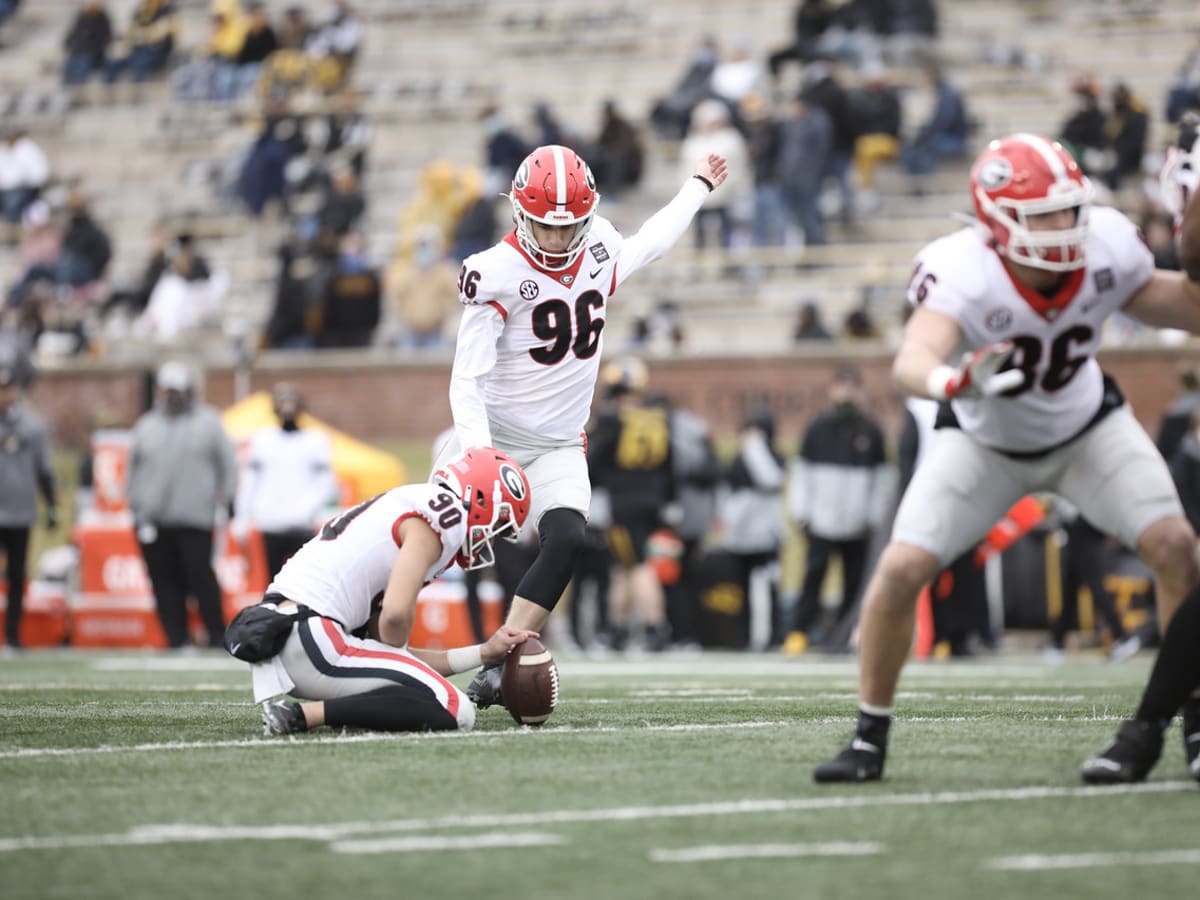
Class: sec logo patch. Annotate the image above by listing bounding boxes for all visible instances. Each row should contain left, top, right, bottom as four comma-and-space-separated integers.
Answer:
519, 280, 539, 301
985, 308, 1013, 331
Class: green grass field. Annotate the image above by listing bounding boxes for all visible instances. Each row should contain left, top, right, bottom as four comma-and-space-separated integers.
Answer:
1, 650, 1196, 900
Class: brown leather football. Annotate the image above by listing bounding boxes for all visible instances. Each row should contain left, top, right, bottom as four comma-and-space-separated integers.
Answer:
500, 637, 558, 726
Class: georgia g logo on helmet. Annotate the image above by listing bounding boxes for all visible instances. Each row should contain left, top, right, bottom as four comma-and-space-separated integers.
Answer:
499, 463, 527, 501
976, 157, 1013, 191
513, 161, 530, 192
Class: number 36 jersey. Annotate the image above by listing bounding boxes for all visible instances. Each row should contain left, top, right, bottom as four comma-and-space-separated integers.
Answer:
266, 483, 466, 632
908, 206, 1155, 454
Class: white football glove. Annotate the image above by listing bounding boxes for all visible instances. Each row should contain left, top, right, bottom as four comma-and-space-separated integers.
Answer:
926, 341, 1024, 400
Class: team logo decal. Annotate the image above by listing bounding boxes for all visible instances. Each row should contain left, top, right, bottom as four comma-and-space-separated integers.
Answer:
585, 165, 596, 191
513, 161, 529, 191
985, 307, 1013, 331
560, 274, 574, 285
519, 280, 539, 300
977, 157, 1013, 190
499, 464, 527, 500
1093, 268, 1114, 292
589, 242, 610, 263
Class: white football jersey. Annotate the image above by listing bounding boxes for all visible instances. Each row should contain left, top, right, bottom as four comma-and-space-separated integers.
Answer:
266, 483, 465, 632
908, 206, 1154, 453
449, 178, 711, 448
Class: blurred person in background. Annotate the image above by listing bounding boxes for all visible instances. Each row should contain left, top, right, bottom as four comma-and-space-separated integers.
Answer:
382, 223, 459, 350
317, 230, 379, 348
0, 126, 49, 228
678, 99, 749, 249
128, 361, 237, 650
105, 0, 178, 86
233, 383, 337, 579
62, 1, 112, 86
0, 356, 57, 652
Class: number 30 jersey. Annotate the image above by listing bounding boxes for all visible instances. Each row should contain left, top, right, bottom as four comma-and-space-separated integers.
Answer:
450, 178, 711, 449
266, 483, 466, 632
908, 206, 1154, 454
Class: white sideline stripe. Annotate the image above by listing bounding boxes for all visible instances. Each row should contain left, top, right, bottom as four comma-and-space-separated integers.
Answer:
91, 658, 243, 672
331, 831, 566, 855
0, 782, 1193, 853
987, 849, 1200, 871
0, 683, 244, 692
0, 720, 790, 760
651, 842, 883, 862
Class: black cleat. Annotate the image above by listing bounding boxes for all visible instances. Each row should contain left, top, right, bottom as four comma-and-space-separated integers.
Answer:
1181, 698, 1200, 783
1081, 718, 1163, 784
466, 663, 503, 709
261, 698, 307, 736
813, 738, 885, 783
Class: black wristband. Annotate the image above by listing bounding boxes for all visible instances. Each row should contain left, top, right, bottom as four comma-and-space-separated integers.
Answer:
692, 173, 715, 192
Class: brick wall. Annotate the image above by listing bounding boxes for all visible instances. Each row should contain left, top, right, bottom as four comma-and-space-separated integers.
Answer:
28, 346, 1198, 450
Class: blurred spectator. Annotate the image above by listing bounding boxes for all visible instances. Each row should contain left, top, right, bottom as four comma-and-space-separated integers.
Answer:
313, 89, 369, 178
395, 159, 462, 260
278, 4, 311, 49
901, 65, 969, 181
777, 94, 832, 246
592, 100, 644, 196
793, 300, 833, 341
227, 1, 277, 99
173, 2, 247, 101
1157, 366, 1200, 462
237, 112, 297, 217
305, 0, 362, 91
480, 105, 530, 194
531, 102, 576, 149
711, 38, 765, 109
1165, 43, 1200, 124
449, 166, 497, 264
785, 365, 889, 652
62, 1, 112, 86
6, 201, 61, 309
768, 1, 837, 81
1059, 77, 1107, 176
311, 163, 365, 239
128, 360, 236, 650
742, 94, 787, 249
650, 35, 719, 140
843, 304, 876, 339
232, 382, 337, 579
101, 222, 170, 317
262, 231, 334, 350
678, 99, 750, 249
0, 127, 49, 227
801, 58, 859, 221
850, 63, 902, 201
133, 232, 227, 342
1104, 81, 1149, 191
105, 0, 177, 85
631, 300, 686, 354
56, 190, 112, 289
716, 407, 787, 650
382, 224, 459, 350
0, 359, 58, 651
317, 231, 380, 348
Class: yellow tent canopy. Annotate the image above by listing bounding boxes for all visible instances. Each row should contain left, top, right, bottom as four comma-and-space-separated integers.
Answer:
221, 392, 407, 505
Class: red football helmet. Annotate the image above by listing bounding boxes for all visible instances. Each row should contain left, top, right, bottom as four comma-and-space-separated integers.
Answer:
509, 144, 599, 271
431, 447, 531, 571
971, 133, 1093, 272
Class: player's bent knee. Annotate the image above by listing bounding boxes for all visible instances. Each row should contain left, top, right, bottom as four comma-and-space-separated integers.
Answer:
874, 543, 940, 605
516, 508, 587, 611
1140, 518, 1200, 583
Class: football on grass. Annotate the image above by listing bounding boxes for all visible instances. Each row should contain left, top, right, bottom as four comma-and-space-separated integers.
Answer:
500, 637, 559, 726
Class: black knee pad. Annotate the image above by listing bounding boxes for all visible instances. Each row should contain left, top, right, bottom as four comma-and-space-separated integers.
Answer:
516, 508, 587, 611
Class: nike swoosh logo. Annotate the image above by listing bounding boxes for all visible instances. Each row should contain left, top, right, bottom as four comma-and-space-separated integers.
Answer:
850, 738, 881, 754
590, 267, 604, 280
229, 642, 241, 655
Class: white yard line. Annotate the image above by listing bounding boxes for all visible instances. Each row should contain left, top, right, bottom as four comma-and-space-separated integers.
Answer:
0, 720, 792, 760
987, 849, 1200, 870
650, 842, 884, 862
0, 683, 244, 692
0, 782, 1192, 854
331, 831, 566, 855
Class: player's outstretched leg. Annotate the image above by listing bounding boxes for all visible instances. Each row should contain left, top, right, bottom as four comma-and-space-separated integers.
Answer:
1080, 719, 1163, 784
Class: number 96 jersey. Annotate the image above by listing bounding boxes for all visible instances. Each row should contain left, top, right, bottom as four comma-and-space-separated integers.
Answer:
266, 483, 466, 633
908, 206, 1154, 454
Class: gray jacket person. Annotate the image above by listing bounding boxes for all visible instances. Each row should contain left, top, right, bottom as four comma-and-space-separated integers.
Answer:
127, 361, 237, 649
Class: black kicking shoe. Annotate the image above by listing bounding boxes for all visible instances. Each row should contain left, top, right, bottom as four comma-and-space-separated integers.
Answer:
1181, 697, 1200, 783
261, 698, 307, 736
813, 738, 885, 783
466, 663, 503, 709
1081, 719, 1163, 784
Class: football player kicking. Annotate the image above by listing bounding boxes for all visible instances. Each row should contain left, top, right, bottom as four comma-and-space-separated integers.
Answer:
814, 131, 1200, 783
1081, 114, 1200, 784
434, 144, 728, 707
242, 448, 538, 735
